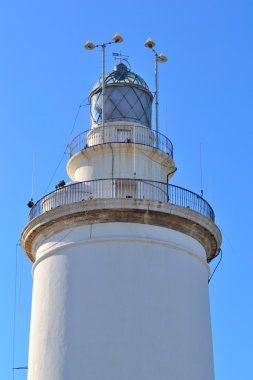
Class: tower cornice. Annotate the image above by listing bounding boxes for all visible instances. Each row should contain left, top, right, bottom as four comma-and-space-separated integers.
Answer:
21, 198, 221, 264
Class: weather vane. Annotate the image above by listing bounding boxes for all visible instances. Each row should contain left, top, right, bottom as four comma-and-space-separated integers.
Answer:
112, 51, 131, 69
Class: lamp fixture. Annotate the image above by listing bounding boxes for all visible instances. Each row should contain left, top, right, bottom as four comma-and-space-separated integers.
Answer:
157, 53, 168, 63
84, 34, 124, 142
84, 40, 95, 50
84, 33, 123, 50
112, 33, 124, 43
144, 38, 156, 49
144, 38, 168, 147
27, 199, 34, 208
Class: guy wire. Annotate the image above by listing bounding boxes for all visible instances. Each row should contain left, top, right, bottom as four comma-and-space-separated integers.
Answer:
44, 101, 88, 195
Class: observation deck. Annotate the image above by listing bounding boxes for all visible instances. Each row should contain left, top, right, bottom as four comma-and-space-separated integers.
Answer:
29, 179, 214, 222
22, 125, 221, 265
23, 177, 221, 264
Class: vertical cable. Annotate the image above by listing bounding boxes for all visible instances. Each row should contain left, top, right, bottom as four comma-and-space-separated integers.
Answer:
101, 44, 105, 143
133, 125, 136, 177
155, 57, 159, 148
12, 242, 20, 380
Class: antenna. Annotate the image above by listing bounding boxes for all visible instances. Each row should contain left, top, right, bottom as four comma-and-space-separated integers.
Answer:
31, 153, 35, 200
27, 154, 35, 208
208, 176, 212, 202
200, 143, 203, 196
165, 104, 169, 137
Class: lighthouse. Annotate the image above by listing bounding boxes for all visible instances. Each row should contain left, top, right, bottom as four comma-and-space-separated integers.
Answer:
21, 41, 222, 380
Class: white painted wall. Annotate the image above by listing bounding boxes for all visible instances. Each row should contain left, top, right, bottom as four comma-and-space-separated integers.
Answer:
28, 222, 214, 380
67, 144, 173, 183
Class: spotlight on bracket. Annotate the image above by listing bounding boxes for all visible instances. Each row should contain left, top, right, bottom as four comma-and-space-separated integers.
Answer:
27, 199, 34, 208
55, 180, 66, 190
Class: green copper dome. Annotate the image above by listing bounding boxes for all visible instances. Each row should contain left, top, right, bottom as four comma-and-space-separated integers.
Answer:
91, 63, 150, 93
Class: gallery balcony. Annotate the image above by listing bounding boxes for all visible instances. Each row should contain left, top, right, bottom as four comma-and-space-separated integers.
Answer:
69, 124, 173, 159
29, 178, 214, 222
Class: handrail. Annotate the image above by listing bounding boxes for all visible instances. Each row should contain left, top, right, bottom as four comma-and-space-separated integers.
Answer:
29, 179, 215, 222
69, 125, 173, 158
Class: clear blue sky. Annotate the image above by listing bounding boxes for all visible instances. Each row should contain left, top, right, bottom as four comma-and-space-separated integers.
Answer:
1, 0, 252, 379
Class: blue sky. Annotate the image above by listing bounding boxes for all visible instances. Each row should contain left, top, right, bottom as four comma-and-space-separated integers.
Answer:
0, 0, 252, 379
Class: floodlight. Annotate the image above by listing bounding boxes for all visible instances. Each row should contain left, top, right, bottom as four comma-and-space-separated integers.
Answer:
144, 38, 156, 48
27, 199, 34, 208
84, 40, 95, 50
112, 33, 123, 43
144, 40, 168, 146
157, 53, 168, 63
84, 34, 124, 140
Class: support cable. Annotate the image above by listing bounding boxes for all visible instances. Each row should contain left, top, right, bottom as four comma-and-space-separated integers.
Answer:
208, 248, 223, 284
44, 101, 88, 195
13, 367, 28, 370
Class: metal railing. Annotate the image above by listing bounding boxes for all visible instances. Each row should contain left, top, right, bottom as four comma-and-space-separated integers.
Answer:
29, 179, 214, 222
69, 125, 173, 158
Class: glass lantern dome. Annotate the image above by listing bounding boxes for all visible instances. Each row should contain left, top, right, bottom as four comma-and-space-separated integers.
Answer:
89, 63, 153, 128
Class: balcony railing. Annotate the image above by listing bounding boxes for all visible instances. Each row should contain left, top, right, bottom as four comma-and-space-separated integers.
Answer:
29, 179, 215, 222
69, 125, 173, 159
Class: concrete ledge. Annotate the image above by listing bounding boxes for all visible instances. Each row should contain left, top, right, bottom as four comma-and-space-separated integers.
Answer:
21, 198, 222, 263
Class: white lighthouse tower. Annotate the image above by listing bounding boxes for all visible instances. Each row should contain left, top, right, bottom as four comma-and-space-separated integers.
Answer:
21, 44, 221, 380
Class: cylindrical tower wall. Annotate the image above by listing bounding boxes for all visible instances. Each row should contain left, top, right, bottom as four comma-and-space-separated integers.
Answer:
67, 144, 174, 183
27, 222, 214, 380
